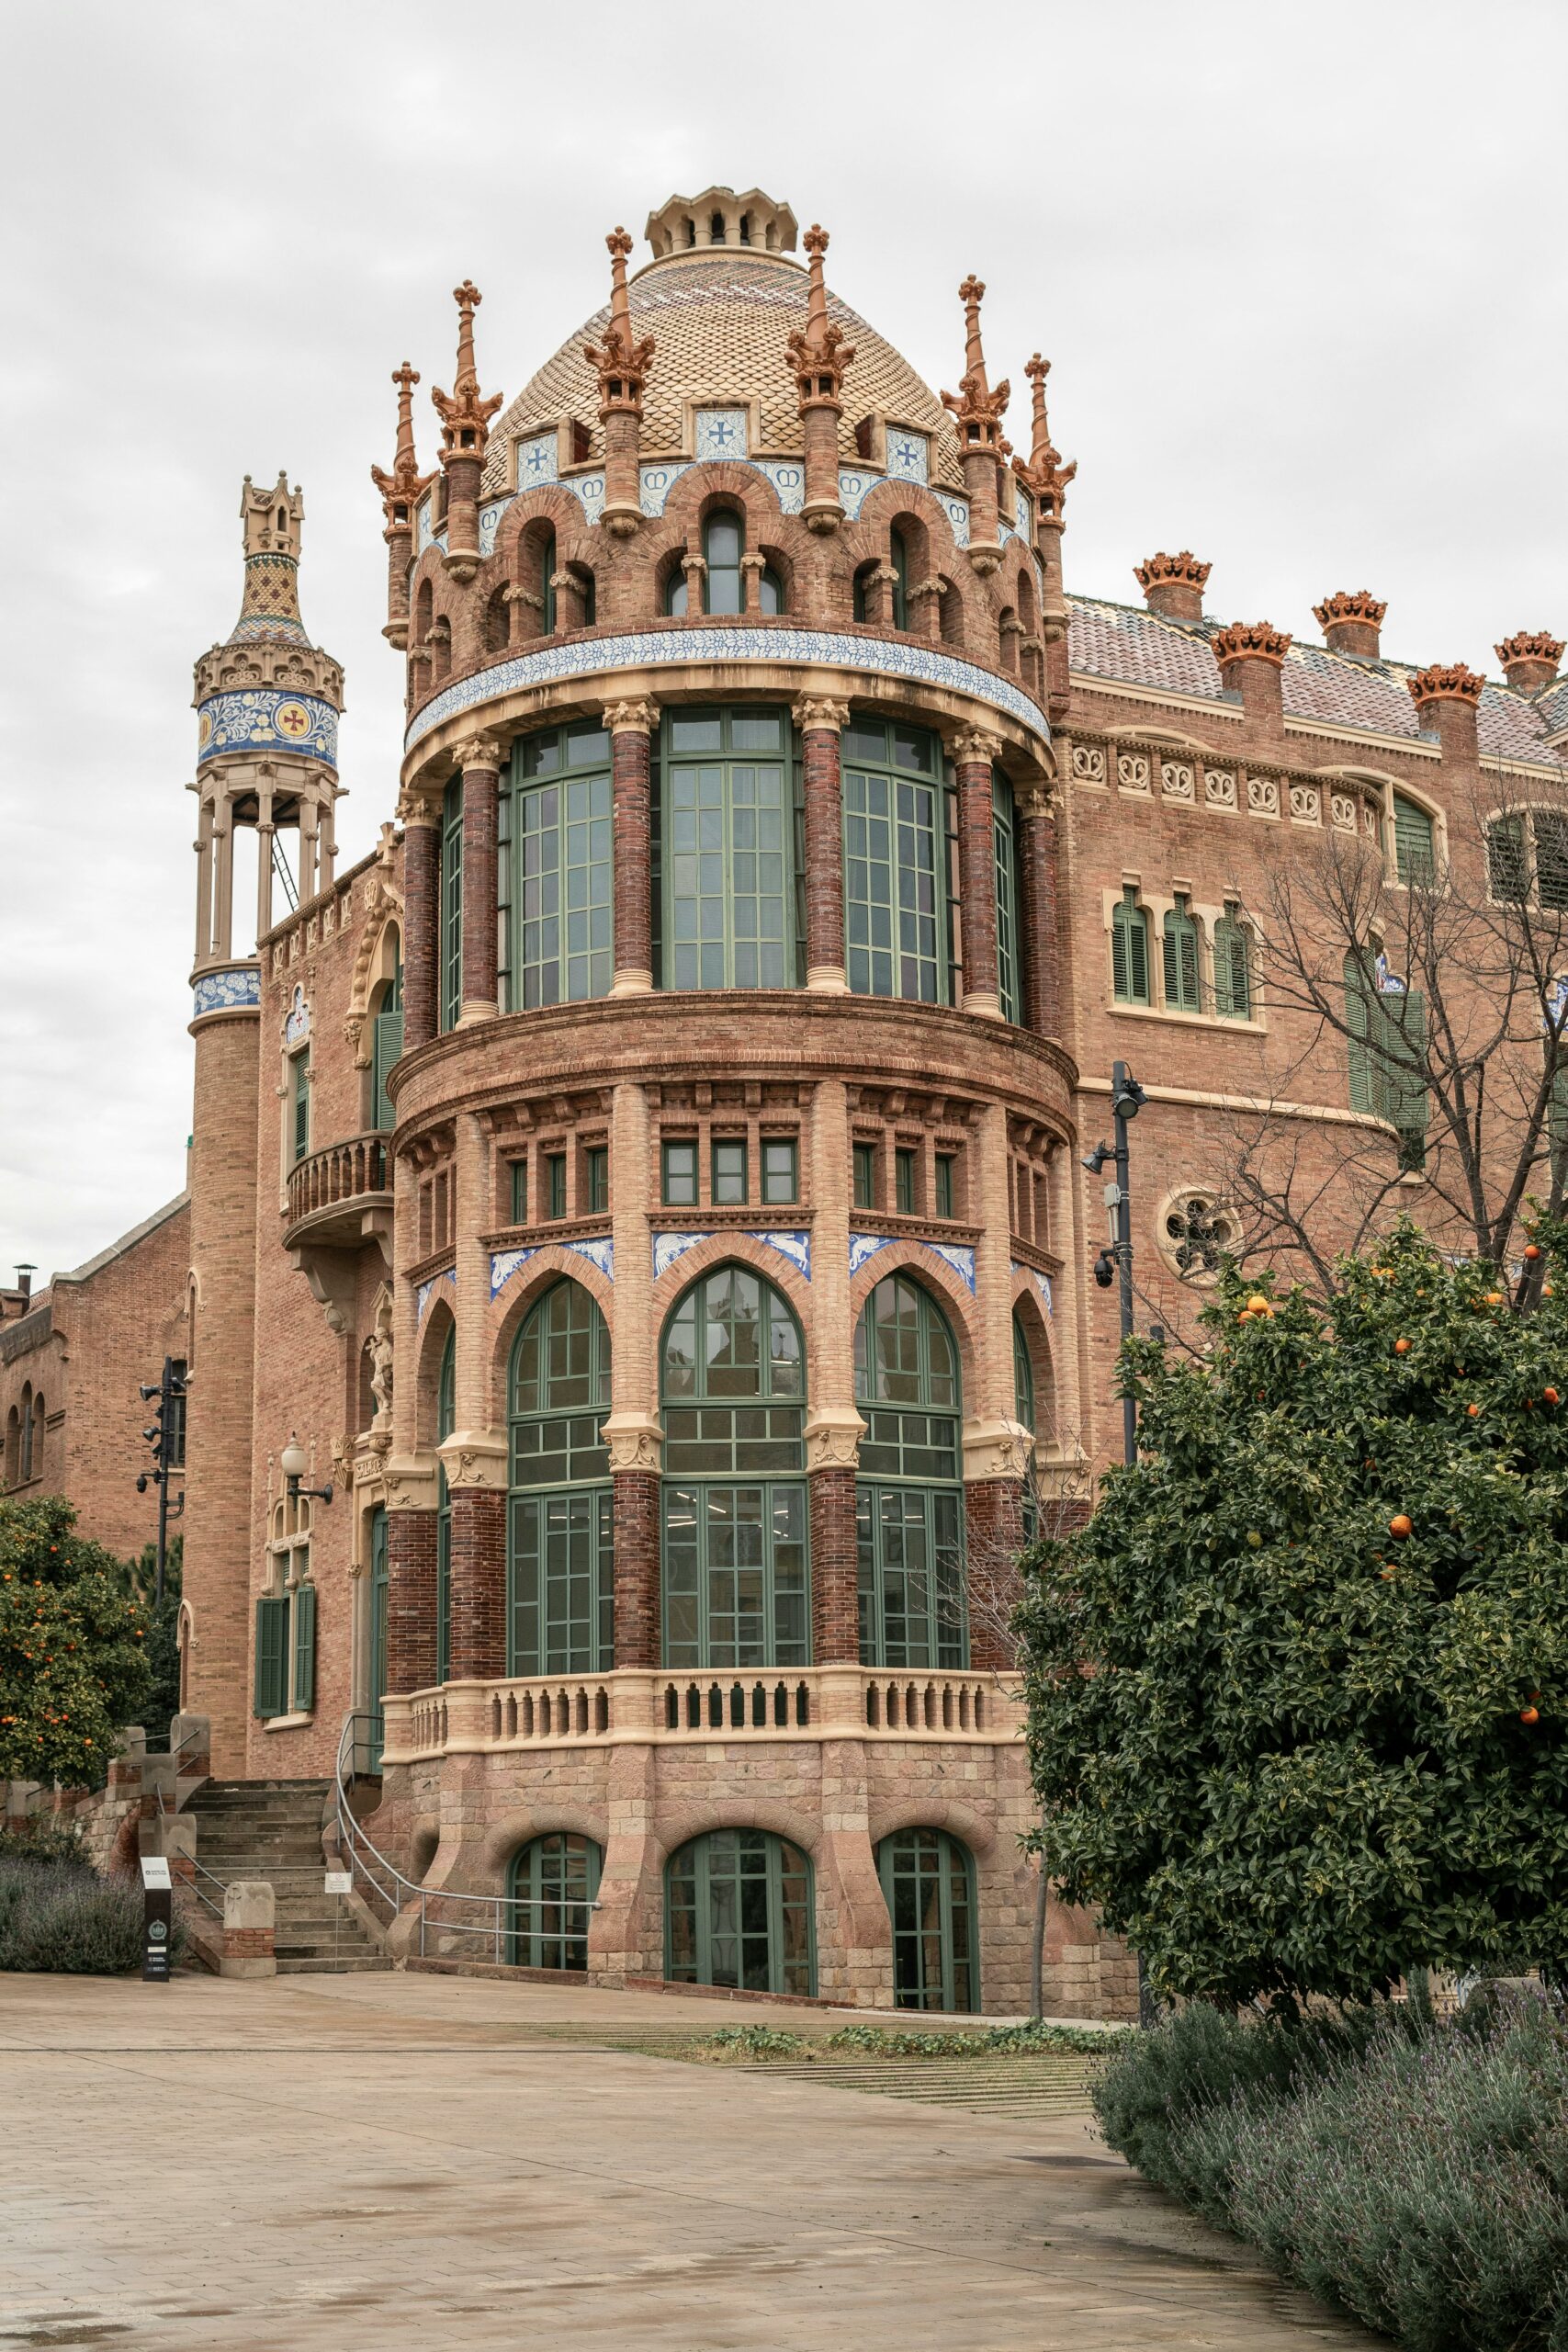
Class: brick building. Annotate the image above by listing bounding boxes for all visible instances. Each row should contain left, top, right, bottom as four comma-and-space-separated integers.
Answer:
29, 185, 1568, 2013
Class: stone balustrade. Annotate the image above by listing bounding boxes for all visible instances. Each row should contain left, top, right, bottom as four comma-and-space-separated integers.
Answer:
283, 1132, 391, 1241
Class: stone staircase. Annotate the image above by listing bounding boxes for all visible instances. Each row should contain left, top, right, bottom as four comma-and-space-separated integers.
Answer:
183, 1778, 389, 1973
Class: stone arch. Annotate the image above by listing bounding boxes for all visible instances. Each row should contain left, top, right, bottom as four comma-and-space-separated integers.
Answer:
487, 1251, 614, 1428
479, 1804, 611, 1881
1008, 1272, 1056, 1446
414, 1297, 456, 1450
848, 1241, 980, 1411
650, 1793, 824, 1865
662, 459, 788, 543
865, 1794, 999, 1860
649, 1234, 816, 1367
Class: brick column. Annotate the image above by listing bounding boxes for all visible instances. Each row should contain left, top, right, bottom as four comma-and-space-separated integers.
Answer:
1017, 785, 1062, 1040
445, 1485, 506, 1680
457, 732, 502, 1022
400, 800, 440, 1050
612, 1471, 660, 1668
953, 728, 1002, 1018
809, 1464, 860, 1663
606, 699, 658, 994
793, 696, 851, 992
964, 1476, 1025, 1672
385, 1489, 438, 1692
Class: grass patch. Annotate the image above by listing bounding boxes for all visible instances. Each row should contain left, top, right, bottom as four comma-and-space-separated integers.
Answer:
682, 2018, 1116, 2064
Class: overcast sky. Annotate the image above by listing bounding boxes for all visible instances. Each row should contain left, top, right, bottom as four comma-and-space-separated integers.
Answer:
2, 0, 1562, 1282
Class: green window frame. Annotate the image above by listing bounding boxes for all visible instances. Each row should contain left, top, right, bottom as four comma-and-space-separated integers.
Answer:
992, 772, 1021, 1023
1213, 904, 1253, 1021
934, 1153, 955, 1219
290, 1046, 310, 1164
665, 1827, 816, 1996
895, 1148, 916, 1216
585, 1146, 609, 1216
889, 528, 909, 630
661, 1138, 698, 1205
1162, 894, 1201, 1012
500, 722, 614, 1011
1013, 1308, 1035, 1433
761, 1139, 798, 1204
712, 1137, 749, 1204
254, 1594, 288, 1719
854, 1273, 965, 1668
371, 955, 403, 1131
1346, 952, 1429, 1170
367, 1504, 388, 1771
877, 1826, 978, 2012
509, 1157, 529, 1223
1111, 886, 1151, 1005
507, 1832, 602, 1971
545, 1152, 568, 1220
660, 1265, 807, 1669
1488, 813, 1529, 902
440, 775, 464, 1034
1392, 793, 1435, 884
852, 1141, 876, 1210
663, 511, 769, 616
436, 1324, 455, 1683
659, 707, 801, 990
508, 1280, 612, 1677
291, 1579, 316, 1713
842, 718, 954, 1006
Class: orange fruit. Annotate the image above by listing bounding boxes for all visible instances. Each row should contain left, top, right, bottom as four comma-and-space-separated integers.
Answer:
1545, 1284, 1556, 1298
1468, 1403, 1482, 1418
1520, 1706, 1540, 1725
1394, 1338, 1411, 1355
1546, 1388, 1560, 1406
1486, 1291, 1505, 1306
1379, 1566, 1395, 1580
1525, 1244, 1542, 1261
1247, 1295, 1270, 1316
1389, 1514, 1413, 1540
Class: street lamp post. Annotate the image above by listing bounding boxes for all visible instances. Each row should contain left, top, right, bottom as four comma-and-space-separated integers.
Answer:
279, 1432, 334, 1508
136, 1356, 187, 1609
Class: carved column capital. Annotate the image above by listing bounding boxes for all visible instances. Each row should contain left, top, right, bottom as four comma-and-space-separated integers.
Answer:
805, 1408, 867, 1471
791, 696, 852, 735
454, 729, 503, 775
950, 724, 1003, 769
602, 1410, 663, 1472
383, 1452, 439, 1510
604, 697, 660, 736
436, 1429, 508, 1491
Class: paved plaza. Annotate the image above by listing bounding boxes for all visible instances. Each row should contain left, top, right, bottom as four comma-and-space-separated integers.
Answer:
0, 1971, 1379, 2350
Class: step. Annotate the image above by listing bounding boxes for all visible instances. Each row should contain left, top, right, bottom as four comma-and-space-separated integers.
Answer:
275, 1956, 389, 1974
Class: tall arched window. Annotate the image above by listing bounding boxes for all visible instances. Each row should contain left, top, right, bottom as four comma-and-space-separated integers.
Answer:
509, 1280, 612, 1675
371, 943, 403, 1130
440, 776, 464, 1034
665, 1827, 815, 1996
841, 717, 955, 1005
992, 773, 1021, 1022
854, 1274, 965, 1668
1111, 886, 1151, 1005
665, 512, 775, 616
660, 707, 801, 990
508, 1831, 602, 1970
877, 1826, 978, 2011
501, 722, 614, 1010
1391, 793, 1434, 883
1012, 1310, 1035, 1433
1346, 949, 1428, 1169
18, 1384, 34, 1483
539, 526, 558, 636
4, 1407, 18, 1489
660, 1265, 807, 1668
435, 1325, 455, 1683
889, 529, 910, 630
367, 1503, 388, 1771
1162, 894, 1201, 1012
1213, 903, 1253, 1021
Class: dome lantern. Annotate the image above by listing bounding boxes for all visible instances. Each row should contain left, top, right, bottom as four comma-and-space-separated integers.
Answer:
643, 186, 798, 264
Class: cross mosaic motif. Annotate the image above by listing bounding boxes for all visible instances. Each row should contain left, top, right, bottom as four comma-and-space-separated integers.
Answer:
525, 443, 550, 476
706, 418, 737, 447
276, 705, 310, 737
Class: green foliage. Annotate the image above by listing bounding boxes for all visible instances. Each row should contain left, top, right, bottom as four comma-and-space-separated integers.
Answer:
0, 1824, 85, 1868
822, 2019, 1112, 2057
0, 1856, 185, 1974
699, 2025, 807, 2059
0, 1498, 152, 1786
122, 1535, 182, 1745
1096, 2000, 1568, 2351
1019, 1219, 1568, 2007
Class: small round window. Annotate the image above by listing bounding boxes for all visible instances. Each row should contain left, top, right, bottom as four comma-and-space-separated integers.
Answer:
1159, 1189, 1240, 1283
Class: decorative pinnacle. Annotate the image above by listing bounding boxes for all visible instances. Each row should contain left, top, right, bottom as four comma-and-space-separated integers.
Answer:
1408, 661, 1484, 706
371, 360, 436, 526
1212, 620, 1292, 668
432, 279, 502, 462
784, 222, 854, 412
583, 227, 656, 418
1314, 588, 1387, 632
1134, 550, 1212, 594
941, 276, 1010, 447
1014, 353, 1077, 515
1496, 629, 1564, 674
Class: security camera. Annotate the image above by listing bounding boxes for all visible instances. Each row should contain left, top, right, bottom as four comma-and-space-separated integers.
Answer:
1093, 1250, 1116, 1289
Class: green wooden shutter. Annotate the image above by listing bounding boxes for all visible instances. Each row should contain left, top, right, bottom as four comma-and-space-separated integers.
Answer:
1487, 814, 1529, 901
1214, 911, 1251, 1019
1392, 795, 1435, 883
291, 1583, 316, 1713
1380, 989, 1429, 1167
1162, 899, 1201, 1011
1346, 955, 1377, 1114
372, 1009, 403, 1130
1111, 888, 1149, 1004
254, 1596, 289, 1718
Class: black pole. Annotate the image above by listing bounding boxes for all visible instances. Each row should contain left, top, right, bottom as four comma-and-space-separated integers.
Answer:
1111, 1063, 1136, 1468
154, 1356, 173, 1610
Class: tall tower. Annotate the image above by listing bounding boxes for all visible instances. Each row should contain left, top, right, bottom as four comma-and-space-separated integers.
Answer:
184, 476, 344, 1771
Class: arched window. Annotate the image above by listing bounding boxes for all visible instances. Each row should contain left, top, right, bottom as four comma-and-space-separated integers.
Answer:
484, 587, 510, 653
1012, 1310, 1035, 1432
509, 1280, 612, 1676
1487, 808, 1568, 910
1111, 887, 1151, 1005
853, 1274, 965, 1668
4, 1407, 18, 1488
758, 561, 784, 615
665, 512, 745, 617
852, 562, 876, 624
371, 943, 403, 1130
665, 1827, 815, 1996
440, 776, 463, 1034
30, 1393, 44, 1482
1391, 793, 1435, 884
435, 1325, 455, 1682
877, 1826, 978, 2011
1162, 894, 1201, 1012
415, 578, 434, 650
1346, 950, 1429, 1169
992, 773, 1021, 1022
539, 526, 558, 636
660, 1265, 807, 1669
18, 1385, 34, 1484
660, 707, 800, 990
508, 1832, 603, 1970
889, 529, 910, 630
502, 722, 614, 1010
1213, 903, 1253, 1021
841, 717, 955, 1005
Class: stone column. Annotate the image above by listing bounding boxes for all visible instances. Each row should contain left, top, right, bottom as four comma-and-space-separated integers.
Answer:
1017, 783, 1061, 1041
212, 792, 235, 956
953, 727, 1002, 1019
193, 792, 214, 961
442, 1475, 507, 1681
254, 783, 275, 944
384, 1463, 439, 1692
793, 697, 851, 993
606, 699, 658, 995
400, 794, 440, 1050
457, 732, 502, 1023
963, 1098, 1029, 1668
806, 1079, 863, 1662
604, 1081, 662, 1664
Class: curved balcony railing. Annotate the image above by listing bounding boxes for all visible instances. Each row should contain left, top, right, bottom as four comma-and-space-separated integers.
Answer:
285, 1133, 391, 1241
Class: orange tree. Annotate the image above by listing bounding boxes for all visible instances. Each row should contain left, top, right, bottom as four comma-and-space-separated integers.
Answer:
0, 1497, 152, 1786
1017, 1219, 1568, 2009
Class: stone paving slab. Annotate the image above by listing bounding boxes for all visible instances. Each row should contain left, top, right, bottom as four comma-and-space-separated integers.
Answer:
0, 1972, 1382, 2352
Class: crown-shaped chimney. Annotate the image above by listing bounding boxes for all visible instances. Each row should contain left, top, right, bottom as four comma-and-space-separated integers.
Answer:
1134, 551, 1211, 627
1314, 590, 1387, 661
1496, 631, 1564, 695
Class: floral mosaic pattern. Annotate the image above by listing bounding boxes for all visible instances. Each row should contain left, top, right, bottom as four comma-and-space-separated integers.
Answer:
850, 1233, 976, 1293
694, 408, 749, 461
490, 1247, 538, 1302
563, 1235, 614, 1281
885, 428, 930, 484
191, 966, 260, 1017
416, 1267, 457, 1323
197, 689, 337, 770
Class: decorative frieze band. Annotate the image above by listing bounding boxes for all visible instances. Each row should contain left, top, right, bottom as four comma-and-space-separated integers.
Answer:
1064, 730, 1384, 835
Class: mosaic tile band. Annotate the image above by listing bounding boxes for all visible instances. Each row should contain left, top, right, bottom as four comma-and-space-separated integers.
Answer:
191, 966, 261, 1017
197, 689, 338, 771
406, 627, 1049, 752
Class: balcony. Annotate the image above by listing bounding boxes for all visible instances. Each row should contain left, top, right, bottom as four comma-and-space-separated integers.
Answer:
284, 1133, 393, 1255
380, 1665, 1023, 1765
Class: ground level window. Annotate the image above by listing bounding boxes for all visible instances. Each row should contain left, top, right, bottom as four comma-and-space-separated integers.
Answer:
507, 1833, 603, 1972
665, 1827, 815, 1996
877, 1826, 978, 2013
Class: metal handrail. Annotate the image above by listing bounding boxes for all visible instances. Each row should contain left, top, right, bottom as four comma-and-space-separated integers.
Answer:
333, 1709, 600, 1963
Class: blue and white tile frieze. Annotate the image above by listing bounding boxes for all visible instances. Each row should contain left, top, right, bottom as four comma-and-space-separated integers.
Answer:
639, 462, 693, 517
191, 965, 260, 1017
563, 1235, 614, 1282
694, 407, 749, 461
416, 1266, 457, 1323
921, 1240, 976, 1293
515, 432, 558, 490
490, 1247, 539, 1301
838, 469, 879, 520
1012, 1260, 1054, 1317
852, 1233, 975, 1292
408, 627, 1049, 751
754, 459, 805, 514
416, 498, 434, 553
745, 1231, 811, 1281
283, 985, 310, 1047
886, 428, 930, 485
849, 1233, 898, 1279
565, 471, 605, 520
197, 689, 337, 771
478, 501, 508, 559
935, 493, 971, 548
653, 1232, 710, 1280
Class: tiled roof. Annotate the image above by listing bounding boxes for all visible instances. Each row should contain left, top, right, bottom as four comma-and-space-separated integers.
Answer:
481, 251, 966, 496
1067, 594, 1567, 767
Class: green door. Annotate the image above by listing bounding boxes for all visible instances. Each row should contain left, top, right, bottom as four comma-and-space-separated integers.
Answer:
664, 1827, 815, 1996
877, 1826, 978, 2012
367, 1504, 389, 1770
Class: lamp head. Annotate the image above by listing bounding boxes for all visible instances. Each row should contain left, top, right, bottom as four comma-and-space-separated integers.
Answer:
279, 1432, 308, 1483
